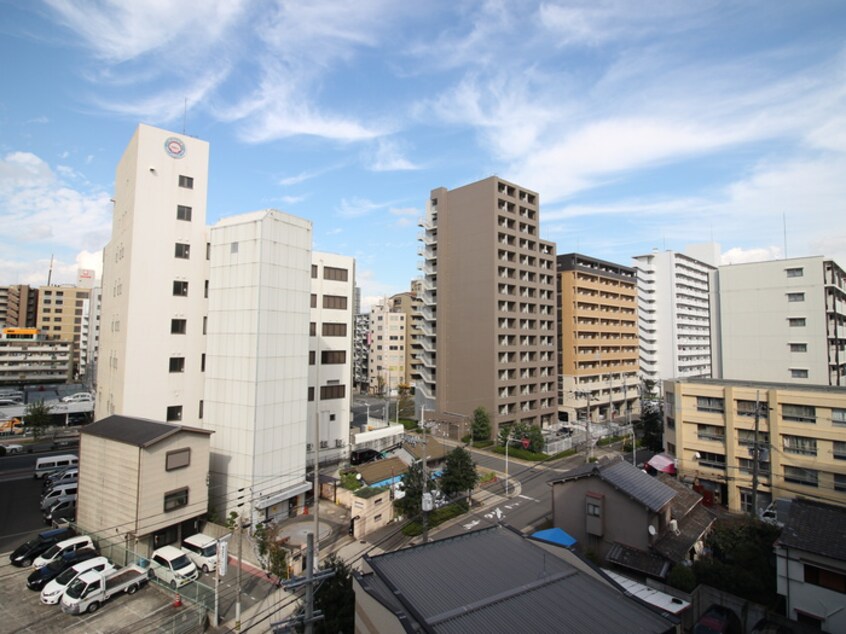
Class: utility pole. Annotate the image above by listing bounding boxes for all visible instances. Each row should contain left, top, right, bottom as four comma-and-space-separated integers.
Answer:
421, 441, 431, 542
575, 390, 594, 462
235, 515, 243, 631
313, 410, 320, 569
752, 389, 765, 518
273, 533, 334, 633
304, 533, 314, 634
504, 425, 514, 496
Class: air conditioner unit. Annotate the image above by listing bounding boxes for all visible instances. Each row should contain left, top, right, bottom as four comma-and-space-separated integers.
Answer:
320, 440, 328, 449
307, 443, 313, 451
335, 439, 344, 448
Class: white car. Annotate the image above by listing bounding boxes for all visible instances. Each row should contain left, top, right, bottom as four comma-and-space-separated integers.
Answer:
1, 443, 23, 454
33, 535, 95, 569
40, 556, 114, 605
61, 393, 93, 403
150, 545, 198, 588
181, 533, 218, 573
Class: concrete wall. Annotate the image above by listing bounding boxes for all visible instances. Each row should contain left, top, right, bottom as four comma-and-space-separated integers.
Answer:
776, 544, 846, 633
351, 489, 393, 539
354, 575, 404, 634
78, 433, 140, 538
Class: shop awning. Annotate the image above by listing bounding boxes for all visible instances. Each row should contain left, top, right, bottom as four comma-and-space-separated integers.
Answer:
647, 453, 677, 475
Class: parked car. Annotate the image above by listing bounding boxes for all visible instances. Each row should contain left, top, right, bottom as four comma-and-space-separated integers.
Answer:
41, 483, 78, 511
61, 565, 149, 615
44, 498, 77, 525
0, 443, 23, 455
34, 454, 78, 479
181, 533, 219, 573
61, 393, 93, 403
41, 556, 115, 605
33, 535, 95, 569
27, 548, 97, 590
43, 467, 78, 490
9, 527, 75, 567
150, 545, 198, 588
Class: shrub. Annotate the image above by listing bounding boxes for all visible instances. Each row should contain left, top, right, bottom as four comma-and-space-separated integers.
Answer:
402, 500, 469, 536
491, 446, 548, 461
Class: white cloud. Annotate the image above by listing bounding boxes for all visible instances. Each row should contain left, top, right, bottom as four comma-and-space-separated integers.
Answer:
337, 197, 388, 219
720, 247, 782, 265
367, 139, 420, 172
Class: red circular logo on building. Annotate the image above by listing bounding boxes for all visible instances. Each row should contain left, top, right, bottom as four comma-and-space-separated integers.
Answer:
164, 137, 186, 159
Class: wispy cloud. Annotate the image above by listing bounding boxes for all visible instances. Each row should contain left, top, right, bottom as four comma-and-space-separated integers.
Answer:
367, 139, 420, 172
337, 197, 389, 219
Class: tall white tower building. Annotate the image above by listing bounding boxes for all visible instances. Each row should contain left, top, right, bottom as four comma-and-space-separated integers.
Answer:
633, 249, 715, 388
96, 124, 209, 423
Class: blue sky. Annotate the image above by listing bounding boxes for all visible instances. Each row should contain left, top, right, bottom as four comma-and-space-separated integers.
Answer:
1, 1, 844, 309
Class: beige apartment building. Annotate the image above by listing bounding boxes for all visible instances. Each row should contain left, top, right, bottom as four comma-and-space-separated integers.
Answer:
416, 177, 558, 437
36, 285, 92, 378
557, 254, 640, 423
368, 300, 406, 395
664, 378, 846, 515
389, 282, 422, 389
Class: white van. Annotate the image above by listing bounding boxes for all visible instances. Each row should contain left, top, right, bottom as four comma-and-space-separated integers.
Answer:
34, 454, 78, 479
40, 556, 114, 605
33, 535, 95, 569
150, 545, 198, 588
181, 533, 218, 573
41, 484, 78, 511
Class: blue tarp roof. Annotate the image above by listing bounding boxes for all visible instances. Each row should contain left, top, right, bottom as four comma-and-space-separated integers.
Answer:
531, 527, 577, 548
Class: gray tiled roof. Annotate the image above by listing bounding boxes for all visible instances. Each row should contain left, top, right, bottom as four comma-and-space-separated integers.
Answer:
607, 542, 671, 579
552, 458, 676, 513
777, 499, 846, 562
82, 415, 211, 448
361, 525, 675, 634
653, 504, 716, 562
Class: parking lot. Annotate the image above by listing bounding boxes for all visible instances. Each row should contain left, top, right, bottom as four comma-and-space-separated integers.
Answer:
0, 557, 197, 634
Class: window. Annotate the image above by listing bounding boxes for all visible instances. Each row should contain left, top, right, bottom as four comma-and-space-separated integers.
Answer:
789, 343, 807, 352
309, 322, 316, 337
171, 319, 187, 334
697, 424, 725, 442
784, 466, 818, 487
833, 409, 846, 426
204, 280, 209, 299
230, 242, 238, 254
323, 266, 349, 281
787, 292, 805, 302
804, 564, 846, 594
206, 242, 211, 260
586, 502, 601, 517
309, 351, 316, 365
833, 441, 846, 460
790, 368, 809, 379
175, 243, 190, 259
322, 323, 347, 337
697, 451, 726, 469
836, 474, 846, 492
199, 400, 203, 420
166, 448, 191, 471
788, 317, 806, 327
322, 295, 348, 310
783, 435, 816, 456
321, 350, 346, 364
311, 264, 318, 279
203, 316, 207, 335
201, 353, 205, 372
178, 175, 194, 189
737, 429, 769, 446
783, 404, 815, 423
666, 416, 675, 430
320, 385, 346, 400
308, 387, 314, 402
738, 458, 770, 476
786, 267, 804, 278
173, 281, 189, 296
163, 487, 189, 512
166, 405, 182, 422
310, 294, 317, 308
736, 400, 762, 417
169, 357, 185, 373
696, 397, 724, 413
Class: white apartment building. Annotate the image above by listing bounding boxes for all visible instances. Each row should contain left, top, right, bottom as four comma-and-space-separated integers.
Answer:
97, 124, 354, 524
712, 256, 846, 386
309, 253, 355, 465
368, 300, 406, 396
633, 249, 715, 389
96, 124, 209, 423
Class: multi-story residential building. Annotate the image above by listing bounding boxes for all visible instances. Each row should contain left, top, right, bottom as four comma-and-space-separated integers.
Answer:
389, 285, 421, 389
663, 377, 846, 515
35, 285, 92, 378
85, 286, 102, 382
633, 249, 715, 390
557, 253, 640, 423
711, 256, 846, 386
0, 285, 37, 328
97, 124, 354, 524
0, 327, 73, 384
368, 299, 406, 395
353, 313, 370, 393
416, 177, 558, 437
309, 253, 355, 465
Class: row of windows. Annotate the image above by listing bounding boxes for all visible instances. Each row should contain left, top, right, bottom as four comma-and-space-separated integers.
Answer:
311, 265, 350, 282
307, 384, 347, 401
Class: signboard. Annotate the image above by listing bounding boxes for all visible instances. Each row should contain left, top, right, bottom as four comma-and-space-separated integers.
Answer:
521, 437, 530, 450
217, 534, 231, 577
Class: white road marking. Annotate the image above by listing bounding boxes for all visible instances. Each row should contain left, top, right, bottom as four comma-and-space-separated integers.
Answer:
462, 520, 480, 530
518, 494, 539, 502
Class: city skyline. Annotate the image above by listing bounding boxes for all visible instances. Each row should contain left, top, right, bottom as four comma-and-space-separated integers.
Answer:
2, 2, 844, 310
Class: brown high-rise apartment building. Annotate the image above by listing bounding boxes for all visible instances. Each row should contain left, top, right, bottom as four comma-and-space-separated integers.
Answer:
0, 285, 37, 328
556, 254, 640, 424
416, 177, 558, 437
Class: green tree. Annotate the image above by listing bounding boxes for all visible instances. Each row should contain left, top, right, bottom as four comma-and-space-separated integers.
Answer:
254, 522, 289, 581
25, 401, 53, 440
640, 406, 664, 452
395, 460, 426, 518
499, 421, 544, 453
471, 406, 491, 442
312, 555, 354, 634
439, 447, 479, 503
667, 564, 696, 593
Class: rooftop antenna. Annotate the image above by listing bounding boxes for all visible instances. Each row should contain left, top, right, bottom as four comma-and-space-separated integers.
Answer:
47, 254, 54, 286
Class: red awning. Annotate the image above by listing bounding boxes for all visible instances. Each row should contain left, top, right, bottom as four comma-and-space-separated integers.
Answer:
647, 453, 677, 475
